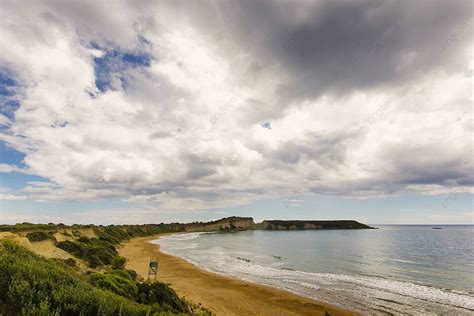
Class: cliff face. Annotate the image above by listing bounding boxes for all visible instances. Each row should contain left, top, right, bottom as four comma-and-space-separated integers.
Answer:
182, 217, 373, 232
184, 216, 256, 232
257, 220, 374, 230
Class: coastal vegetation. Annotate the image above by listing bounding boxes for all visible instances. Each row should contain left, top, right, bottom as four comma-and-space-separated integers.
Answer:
55, 225, 186, 267
0, 217, 373, 237
0, 240, 211, 315
56, 237, 118, 268
0, 222, 90, 232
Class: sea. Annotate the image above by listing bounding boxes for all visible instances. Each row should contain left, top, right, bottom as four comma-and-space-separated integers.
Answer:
153, 225, 474, 315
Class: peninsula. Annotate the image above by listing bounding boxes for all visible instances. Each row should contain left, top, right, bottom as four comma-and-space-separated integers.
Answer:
0, 217, 369, 315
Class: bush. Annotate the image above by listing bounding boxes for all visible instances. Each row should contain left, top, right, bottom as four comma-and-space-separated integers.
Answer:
89, 269, 191, 313
111, 256, 127, 270
89, 271, 138, 300
51, 258, 77, 269
127, 269, 139, 281
25, 231, 56, 242
56, 238, 117, 268
64, 258, 77, 267
77, 236, 89, 242
137, 281, 189, 313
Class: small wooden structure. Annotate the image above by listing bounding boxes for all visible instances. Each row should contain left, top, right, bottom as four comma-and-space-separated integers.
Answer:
148, 257, 159, 280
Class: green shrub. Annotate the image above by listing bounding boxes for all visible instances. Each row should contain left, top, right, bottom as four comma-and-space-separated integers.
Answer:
127, 269, 139, 281
89, 271, 138, 300
89, 269, 190, 313
77, 236, 89, 242
56, 238, 117, 268
137, 281, 189, 313
51, 258, 77, 269
25, 231, 56, 242
111, 255, 127, 270
64, 258, 77, 267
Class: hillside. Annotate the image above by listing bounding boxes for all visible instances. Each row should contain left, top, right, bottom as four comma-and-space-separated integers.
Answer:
257, 220, 374, 230
184, 216, 256, 232
0, 240, 211, 315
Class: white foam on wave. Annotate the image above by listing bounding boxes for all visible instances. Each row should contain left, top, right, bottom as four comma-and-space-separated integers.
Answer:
150, 232, 208, 244
239, 260, 473, 310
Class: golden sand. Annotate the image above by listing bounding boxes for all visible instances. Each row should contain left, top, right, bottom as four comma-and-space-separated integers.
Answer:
119, 235, 358, 316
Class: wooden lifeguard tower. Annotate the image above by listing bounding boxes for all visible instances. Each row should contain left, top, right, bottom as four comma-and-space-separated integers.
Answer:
148, 257, 159, 280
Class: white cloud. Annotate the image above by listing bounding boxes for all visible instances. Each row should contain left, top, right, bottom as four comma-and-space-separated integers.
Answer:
0, 1, 472, 213
0, 164, 30, 174
0, 188, 26, 201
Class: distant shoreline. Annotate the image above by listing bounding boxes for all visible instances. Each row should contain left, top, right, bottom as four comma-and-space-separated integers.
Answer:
119, 234, 358, 316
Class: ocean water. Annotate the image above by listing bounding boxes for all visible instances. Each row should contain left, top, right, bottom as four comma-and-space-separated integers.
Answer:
154, 225, 474, 315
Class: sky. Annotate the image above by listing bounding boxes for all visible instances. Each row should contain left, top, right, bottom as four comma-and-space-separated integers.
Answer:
0, 0, 472, 225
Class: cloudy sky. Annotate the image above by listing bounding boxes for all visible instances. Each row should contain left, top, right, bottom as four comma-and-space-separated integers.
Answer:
0, 0, 472, 225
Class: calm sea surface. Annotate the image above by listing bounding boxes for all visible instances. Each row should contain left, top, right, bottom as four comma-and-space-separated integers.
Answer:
154, 225, 474, 315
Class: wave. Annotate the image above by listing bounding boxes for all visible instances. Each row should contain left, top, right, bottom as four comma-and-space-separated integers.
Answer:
159, 246, 474, 312
156, 232, 474, 314
150, 232, 208, 243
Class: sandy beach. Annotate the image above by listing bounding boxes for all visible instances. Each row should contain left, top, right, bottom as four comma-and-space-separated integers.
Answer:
119, 234, 357, 316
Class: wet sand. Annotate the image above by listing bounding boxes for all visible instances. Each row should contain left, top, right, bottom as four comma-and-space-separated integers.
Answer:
119, 234, 358, 316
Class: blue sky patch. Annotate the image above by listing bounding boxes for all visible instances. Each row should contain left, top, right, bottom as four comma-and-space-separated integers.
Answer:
0, 72, 15, 96
92, 47, 151, 93
0, 70, 21, 121
0, 141, 25, 167
261, 122, 271, 129
0, 172, 49, 190
0, 141, 51, 190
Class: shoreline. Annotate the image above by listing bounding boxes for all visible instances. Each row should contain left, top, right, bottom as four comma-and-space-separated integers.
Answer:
119, 234, 358, 316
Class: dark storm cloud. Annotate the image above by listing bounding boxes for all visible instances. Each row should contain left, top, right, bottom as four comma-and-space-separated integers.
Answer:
175, 0, 472, 111
377, 144, 473, 189
269, 1, 471, 102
